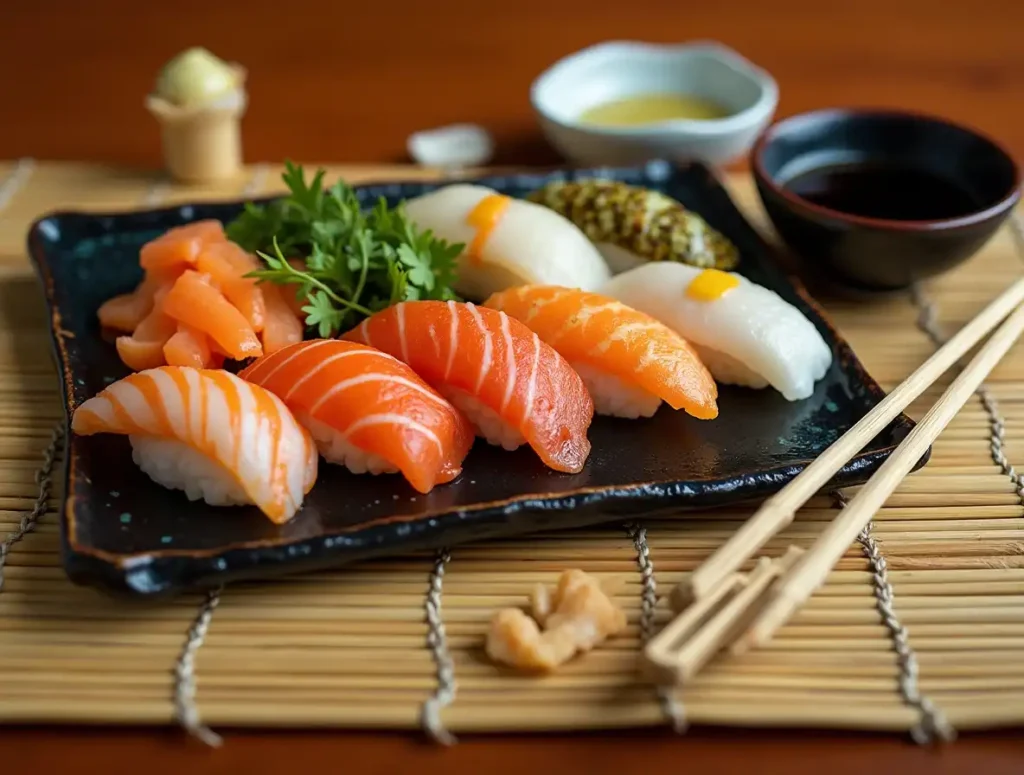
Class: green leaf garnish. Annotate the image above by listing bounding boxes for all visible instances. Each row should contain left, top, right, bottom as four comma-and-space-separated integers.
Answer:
227, 160, 464, 337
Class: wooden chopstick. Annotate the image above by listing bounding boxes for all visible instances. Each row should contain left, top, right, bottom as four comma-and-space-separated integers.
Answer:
673, 276, 1024, 609
737, 298, 1024, 649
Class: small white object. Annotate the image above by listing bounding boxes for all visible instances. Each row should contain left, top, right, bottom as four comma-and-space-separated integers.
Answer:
530, 40, 779, 167
407, 124, 495, 169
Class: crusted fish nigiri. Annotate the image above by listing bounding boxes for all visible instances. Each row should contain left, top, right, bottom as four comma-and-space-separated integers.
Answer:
526, 180, 739, 274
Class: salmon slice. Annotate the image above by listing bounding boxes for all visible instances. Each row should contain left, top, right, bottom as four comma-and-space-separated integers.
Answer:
260, 283, 304, 355
162, 270, 263, 360
111, 291, 178, 371
163, 324, 213, 369
342, 301, 594, 474
196, 242, 266, 332
485, 286, 718, 420
71, 366, 318, 523
115, 337, 166, 371
240, 339, 474, 493
139, 220, 226, 273
97, 273, 163, 332
132, 301, 178, 344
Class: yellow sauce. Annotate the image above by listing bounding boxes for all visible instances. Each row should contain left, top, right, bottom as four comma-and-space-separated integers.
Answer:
686, 269, 740, 302
577, 93, 732, 127
466, 194, 511, 264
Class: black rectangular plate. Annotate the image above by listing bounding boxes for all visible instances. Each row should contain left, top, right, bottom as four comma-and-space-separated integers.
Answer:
28, 161, 922, 598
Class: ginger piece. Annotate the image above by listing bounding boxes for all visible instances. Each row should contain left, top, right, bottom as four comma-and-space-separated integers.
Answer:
486, 569, 627, 672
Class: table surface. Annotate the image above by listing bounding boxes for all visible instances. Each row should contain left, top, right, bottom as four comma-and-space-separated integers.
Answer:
3, 0, 1024, 771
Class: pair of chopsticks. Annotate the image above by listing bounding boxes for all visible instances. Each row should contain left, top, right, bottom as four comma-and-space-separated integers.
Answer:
645, 275, 1024, 684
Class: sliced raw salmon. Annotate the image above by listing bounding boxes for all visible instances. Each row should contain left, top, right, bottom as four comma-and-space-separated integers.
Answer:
139, 220, 226, 273
162, 270, 263, 360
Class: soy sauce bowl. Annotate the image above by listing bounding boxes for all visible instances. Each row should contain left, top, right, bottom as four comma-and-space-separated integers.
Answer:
752, 109, 1021, 294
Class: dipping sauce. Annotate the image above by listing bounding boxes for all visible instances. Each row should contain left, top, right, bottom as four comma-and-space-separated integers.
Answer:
784, 162, 980, 221
577, 93, 732, 127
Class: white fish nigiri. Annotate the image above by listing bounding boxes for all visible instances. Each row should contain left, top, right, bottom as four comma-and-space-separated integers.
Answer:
601, 263, 832, 401
403, 184, 611, 300
71, 366, 318, 523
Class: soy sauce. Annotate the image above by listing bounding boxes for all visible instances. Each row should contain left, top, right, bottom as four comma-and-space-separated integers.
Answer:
784, 162, 980, 221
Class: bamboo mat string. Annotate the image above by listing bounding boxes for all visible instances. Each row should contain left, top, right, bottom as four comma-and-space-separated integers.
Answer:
0, 425, 63, 591
421, 548, 457, 745
627, 523, 687, 732
0, 158, 35, 211
173, 586, 223, 748
833, 491, 955, 743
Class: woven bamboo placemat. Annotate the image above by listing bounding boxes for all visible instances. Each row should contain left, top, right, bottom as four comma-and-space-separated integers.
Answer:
1, 160, 1023, 746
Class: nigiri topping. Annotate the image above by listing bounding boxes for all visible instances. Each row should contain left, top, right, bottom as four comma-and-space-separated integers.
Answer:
685, 268, 740, 302
526, 180, 740, 271
465, 193, 511, 265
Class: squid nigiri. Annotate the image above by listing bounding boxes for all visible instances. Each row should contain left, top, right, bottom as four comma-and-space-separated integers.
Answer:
601, 263, 833, 402
239, 339, 474, 494
402, 184, 611, 300
342, 301, 594, 474
484, 286, 718, 420
71, 366, 317, 523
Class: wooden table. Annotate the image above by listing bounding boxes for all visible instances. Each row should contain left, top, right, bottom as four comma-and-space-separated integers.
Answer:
3, 0, 1024, 771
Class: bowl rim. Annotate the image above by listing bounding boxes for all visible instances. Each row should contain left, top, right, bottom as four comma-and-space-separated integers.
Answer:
529, 39, 779, 138
751, 107, 1022, 231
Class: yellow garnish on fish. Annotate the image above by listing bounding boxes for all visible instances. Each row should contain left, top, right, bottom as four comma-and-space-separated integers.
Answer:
685, 268, 740, 302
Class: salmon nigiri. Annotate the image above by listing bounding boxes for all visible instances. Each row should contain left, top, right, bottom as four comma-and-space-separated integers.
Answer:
342, 301, 594, 474
71, 367, 317, 523
484, 285, 718, 420
240, 340, 474, 494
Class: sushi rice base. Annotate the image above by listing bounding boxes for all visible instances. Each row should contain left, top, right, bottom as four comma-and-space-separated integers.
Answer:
131, 435, 252, 507
297, 410, 400, 476
443, 388, 526, 451
689, 344, 770, 390
569, 360, 662, 419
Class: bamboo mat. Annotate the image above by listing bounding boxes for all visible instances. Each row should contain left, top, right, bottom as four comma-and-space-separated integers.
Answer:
1, 160, 1023, 745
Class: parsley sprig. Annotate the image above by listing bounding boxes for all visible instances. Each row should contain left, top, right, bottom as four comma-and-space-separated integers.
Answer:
226, 161, 463, 337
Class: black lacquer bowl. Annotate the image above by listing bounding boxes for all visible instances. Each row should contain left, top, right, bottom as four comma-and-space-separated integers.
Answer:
753, 108, 1021, 293
28, 161, 922, 598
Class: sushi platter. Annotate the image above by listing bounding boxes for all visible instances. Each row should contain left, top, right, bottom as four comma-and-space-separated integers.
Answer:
30, 160, 917, 597
4, 160, 1024, 738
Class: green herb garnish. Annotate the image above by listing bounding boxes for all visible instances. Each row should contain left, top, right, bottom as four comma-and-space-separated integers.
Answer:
226, 161, 464, 337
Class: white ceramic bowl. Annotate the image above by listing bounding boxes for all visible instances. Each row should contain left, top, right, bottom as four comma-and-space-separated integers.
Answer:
530, 41, 779, 167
